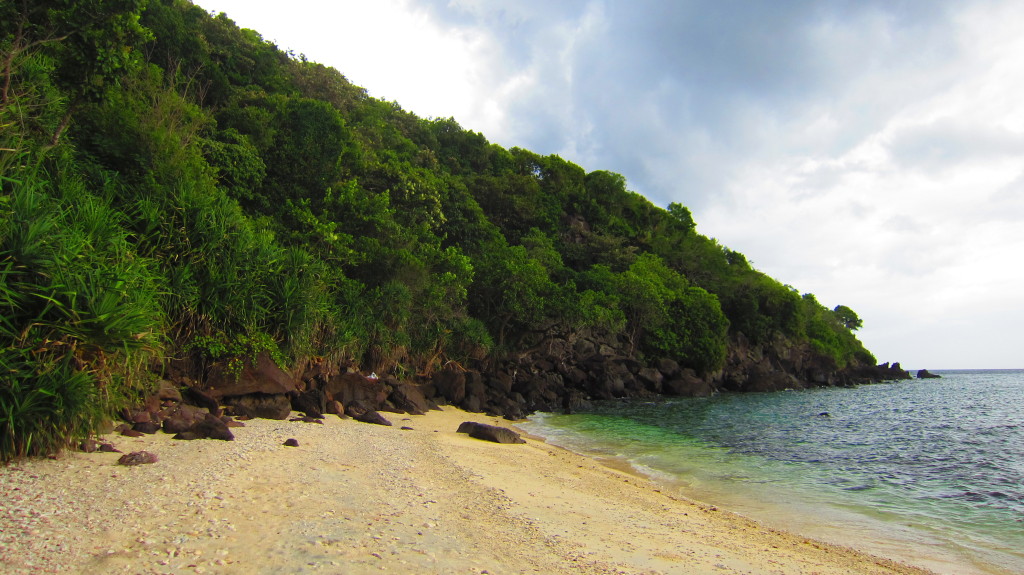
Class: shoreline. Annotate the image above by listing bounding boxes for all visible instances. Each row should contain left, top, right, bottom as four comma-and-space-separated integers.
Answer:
1, 407, 940, 574
521, 422, 998, 575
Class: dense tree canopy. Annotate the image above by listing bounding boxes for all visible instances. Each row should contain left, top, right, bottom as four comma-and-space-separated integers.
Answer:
0, 0, 874, 461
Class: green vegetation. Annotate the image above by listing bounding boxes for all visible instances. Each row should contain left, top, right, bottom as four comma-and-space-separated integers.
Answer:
0, 0, 873, 462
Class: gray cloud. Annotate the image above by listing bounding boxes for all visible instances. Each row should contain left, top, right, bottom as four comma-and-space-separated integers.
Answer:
420, 0, 971, 211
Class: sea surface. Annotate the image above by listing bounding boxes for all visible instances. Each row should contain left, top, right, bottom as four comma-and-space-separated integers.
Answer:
521, 370, 1024, 575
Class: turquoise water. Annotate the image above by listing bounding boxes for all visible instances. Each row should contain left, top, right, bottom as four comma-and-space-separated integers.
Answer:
522, 370, 1024, 575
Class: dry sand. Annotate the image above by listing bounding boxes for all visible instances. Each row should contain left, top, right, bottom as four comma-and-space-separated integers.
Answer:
0, 407, 938, 575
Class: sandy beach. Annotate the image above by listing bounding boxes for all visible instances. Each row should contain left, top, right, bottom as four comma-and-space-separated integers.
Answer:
0, 407, 936, 575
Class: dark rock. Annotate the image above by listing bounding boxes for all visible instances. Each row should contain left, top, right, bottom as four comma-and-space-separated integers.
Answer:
637, 367, 664, 392
192, 413, 235, 440
160, 404, 209, 434
300, 357, 331, 386
325, 400, 344, 415
204, 351, 298, 399
663, 371, 714, 397
400, 426, 414, 431
223, 393, 292, 420
79, 439, 98, 453
225, 420, 246, 428
562, 390, 588, 414
387, 380, 429, 415
141, 393, 162, 415
574, 338, 596, 357
173, 431, 201, 441
465, 372, 486, 402
487, 372, 514, 395
291, 388, 326, 418
120, 429, 145, 438
290, 416, 324, 424
162, 417, 193, 435
131, 411, 152, 424
353, 410, 393, 426
324, 372, 388, 410
132, 421, 161, 434
655, 356, 679, 378
461, 395, 482, 413
344, 400, 371, 417
184, 387, 221, 415
512, 375, 544, 397
283, 438, 300, 447
587, 360, 632, 399
156, 379, 182, 403
917, 369, 942, 379
564, 367, 587, 386
745, 368, 799, 393
98, 443, 120, 453
432, 368, 466, 404
118, 451, 158, 466
456, 421, 526, 444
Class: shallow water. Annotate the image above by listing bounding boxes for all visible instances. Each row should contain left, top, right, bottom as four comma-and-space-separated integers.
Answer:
522, 370, 1024, 575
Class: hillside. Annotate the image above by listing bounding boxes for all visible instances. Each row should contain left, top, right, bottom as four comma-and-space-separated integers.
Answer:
0, 0, 903, 462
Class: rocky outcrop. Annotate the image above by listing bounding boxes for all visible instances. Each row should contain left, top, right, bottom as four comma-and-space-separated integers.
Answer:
223, 393, 291, 420
324, 372, 388, 409
420, 329, 913, 419
290, 388, 327, 418
203, 351, 298, 399
384, 378, 429, 415
917, 369, 941, 379
147, 326, 912, 426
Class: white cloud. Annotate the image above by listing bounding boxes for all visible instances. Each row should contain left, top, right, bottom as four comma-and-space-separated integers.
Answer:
195, 0, 491, 125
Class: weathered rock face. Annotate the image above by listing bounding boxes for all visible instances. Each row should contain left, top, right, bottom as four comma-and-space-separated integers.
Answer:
203, 351, 298, 399
385, 379, 429, 415
917, 369, 942, 379
432, 369, 466, 405
291, 388, 326, 418
663, 370, 713, 397
223, 393, 292, 420
324, 372, 387, 409
143, 320, 911, 426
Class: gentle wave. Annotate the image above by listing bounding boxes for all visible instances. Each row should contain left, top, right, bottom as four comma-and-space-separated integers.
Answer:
522, 370, 1024, 575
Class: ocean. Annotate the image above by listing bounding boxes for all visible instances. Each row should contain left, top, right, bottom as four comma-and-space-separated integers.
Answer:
521, 370, 1024, 575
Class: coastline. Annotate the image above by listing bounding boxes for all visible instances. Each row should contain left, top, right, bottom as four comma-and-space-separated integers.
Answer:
521, 417, 1000, 575
1, 407, 937, 575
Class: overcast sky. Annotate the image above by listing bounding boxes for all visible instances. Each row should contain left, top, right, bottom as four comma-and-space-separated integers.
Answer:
195, 0, 1024, 369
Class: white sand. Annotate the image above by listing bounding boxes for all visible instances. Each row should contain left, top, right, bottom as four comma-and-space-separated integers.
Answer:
0, 407, 939, 574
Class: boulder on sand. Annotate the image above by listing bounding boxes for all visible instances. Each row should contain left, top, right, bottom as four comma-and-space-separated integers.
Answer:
456, 421, 526, 444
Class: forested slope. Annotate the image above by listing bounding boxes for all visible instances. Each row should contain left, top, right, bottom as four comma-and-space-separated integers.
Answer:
1, 0, 889, 462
